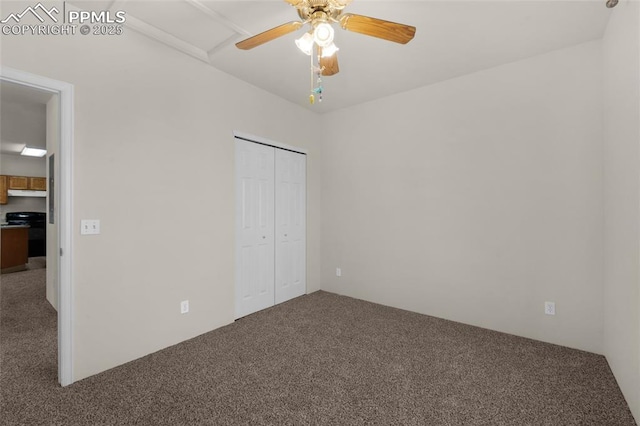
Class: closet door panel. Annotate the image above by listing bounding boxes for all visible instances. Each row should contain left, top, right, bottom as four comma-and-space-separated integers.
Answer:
275, 149, 306, 304
235, 140, 275, 318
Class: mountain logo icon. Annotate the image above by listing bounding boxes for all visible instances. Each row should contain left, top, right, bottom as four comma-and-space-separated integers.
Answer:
1, 2, 60, 24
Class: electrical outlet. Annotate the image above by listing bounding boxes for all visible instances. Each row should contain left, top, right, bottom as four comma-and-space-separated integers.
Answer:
80, 219, 100, 235
180, 300, 189, 314
336, 268, 342, 277
544, 301, 556, 316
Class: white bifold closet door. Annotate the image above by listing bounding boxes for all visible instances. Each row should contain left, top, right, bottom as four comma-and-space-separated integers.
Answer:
274, 148, 306, 305
235, 141, 275, 318
235, 139, 306, 319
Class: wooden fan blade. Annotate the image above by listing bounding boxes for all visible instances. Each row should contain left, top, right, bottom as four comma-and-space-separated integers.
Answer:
319, 50, 340, 76
339, 13, 416, 44
236, 21, 303, 50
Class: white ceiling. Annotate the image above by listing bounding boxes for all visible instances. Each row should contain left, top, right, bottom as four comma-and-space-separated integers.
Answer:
4, 1, 612, 120
80, 0, 610, 114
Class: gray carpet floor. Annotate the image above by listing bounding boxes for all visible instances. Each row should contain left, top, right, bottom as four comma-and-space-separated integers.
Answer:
25, 256, 47, 271
1, 268, 637, 425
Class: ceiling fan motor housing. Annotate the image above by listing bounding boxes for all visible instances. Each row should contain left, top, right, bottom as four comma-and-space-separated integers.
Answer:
310, 0, 330, 8
296, 0, 352, 22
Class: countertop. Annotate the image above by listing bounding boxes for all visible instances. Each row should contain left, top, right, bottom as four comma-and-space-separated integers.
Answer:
0, 224, 30, 229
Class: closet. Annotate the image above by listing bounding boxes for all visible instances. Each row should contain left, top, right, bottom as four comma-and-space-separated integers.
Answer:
235, 137, 306, 319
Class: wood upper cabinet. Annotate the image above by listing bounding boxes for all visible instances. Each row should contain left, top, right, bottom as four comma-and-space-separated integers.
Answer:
8, 176, 28, 190
28, 177, 47, 191
0, 175, 47, 204
0, 176, 6, 205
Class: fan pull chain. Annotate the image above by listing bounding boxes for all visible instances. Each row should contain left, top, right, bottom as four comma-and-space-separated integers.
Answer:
316, 70, 323, 103
308, 46, 325, 105
309, 49, 315, 104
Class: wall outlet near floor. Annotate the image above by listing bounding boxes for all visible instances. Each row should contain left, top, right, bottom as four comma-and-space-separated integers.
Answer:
336, 267, 342, 277
180, 300, 189, 314
544, 301, 556, 316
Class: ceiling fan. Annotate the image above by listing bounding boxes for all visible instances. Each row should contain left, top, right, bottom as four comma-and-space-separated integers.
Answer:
235, 0, 416, 103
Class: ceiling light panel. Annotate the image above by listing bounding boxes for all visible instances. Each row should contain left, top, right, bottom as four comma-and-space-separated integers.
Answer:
21, 147, 47, 157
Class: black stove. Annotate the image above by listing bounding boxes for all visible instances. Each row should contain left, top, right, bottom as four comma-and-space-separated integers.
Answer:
6, 212, 46, 257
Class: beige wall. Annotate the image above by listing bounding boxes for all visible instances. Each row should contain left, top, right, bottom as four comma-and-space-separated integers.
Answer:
1, 19, 321, 381
0, 153, 46, 176
0, 97, 46, 149
321, 41, 604, 354
603, 0, 640, 420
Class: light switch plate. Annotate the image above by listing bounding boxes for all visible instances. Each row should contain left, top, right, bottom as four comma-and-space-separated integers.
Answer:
544, 301, 556, 316
81, 219, 100, 235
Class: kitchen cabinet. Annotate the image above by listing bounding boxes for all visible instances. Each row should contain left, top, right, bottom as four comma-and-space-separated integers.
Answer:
28, 177, 47, 191
8, 176, 28, 190
0, 175, 47, 203
1, 226, 29, 273
0, 176, 6, 205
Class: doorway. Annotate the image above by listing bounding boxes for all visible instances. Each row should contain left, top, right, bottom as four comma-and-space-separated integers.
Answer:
0, 84, 49, 276
0, 67, 73, 386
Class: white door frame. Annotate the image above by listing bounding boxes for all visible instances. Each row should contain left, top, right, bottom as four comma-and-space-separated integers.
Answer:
233, 131, 308, 156
1, 67, 74, 386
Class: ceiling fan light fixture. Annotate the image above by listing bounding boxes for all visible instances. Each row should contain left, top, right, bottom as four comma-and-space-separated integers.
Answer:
313, 22, 334, 47
235, 0, 417, 104
295, 32, 314, 55
321, 42, 339, 58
